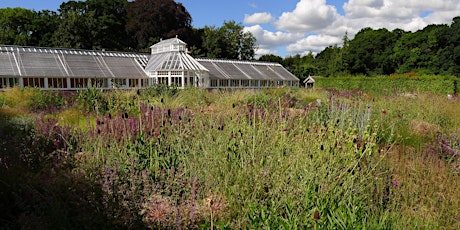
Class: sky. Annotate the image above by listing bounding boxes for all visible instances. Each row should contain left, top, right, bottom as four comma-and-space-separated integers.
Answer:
1, 0, 460, 57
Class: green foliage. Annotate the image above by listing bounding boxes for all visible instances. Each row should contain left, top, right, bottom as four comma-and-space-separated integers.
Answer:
283, 53, 319, 81
53, 0, 128, 50
28, 91, 76, 112
126, 0, 192, 50
201, 20, 257, 60
258, 54, 283, 63
0, 8, 37, 45
141, 83, 179, 98
316, 75, 459, 95
77, 87, 108, 114
346, 28, 399, 75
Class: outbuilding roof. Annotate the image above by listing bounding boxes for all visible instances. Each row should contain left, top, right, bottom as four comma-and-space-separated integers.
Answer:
0, 45, 149, 78
197, 58, 298, 81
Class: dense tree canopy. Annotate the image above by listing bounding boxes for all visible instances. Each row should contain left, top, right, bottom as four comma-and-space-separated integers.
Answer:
0, 8, 37, 46
346, 28, 399, 75
52, 0, 128, 50
126, 0, 192, 50
201, 21, 257, 60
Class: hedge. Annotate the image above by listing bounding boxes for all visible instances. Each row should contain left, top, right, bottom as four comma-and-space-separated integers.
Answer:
315, 75, 459, 95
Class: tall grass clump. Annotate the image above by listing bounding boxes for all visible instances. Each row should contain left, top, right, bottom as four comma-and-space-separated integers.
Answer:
185, 95, 394, 229
0, 87, 40, 117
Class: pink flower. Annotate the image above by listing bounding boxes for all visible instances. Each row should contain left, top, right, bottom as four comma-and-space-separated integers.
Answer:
382, 109, 387, 115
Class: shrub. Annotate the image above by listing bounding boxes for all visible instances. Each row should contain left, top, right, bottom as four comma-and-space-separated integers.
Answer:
77, 87, 108, 114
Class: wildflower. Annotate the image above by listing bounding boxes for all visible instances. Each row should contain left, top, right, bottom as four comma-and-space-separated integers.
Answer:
391, 180, 400, 188
382, 109, 387, 115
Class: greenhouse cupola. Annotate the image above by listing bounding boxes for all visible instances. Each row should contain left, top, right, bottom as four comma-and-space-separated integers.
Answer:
144, 37, 209, 88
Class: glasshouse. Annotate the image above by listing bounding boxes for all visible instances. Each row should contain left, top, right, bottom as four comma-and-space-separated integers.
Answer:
0, 37, 299, 90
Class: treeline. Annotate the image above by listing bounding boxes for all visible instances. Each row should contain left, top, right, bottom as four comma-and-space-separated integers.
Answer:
263, 16, 460, 81
0, 0, 256, 60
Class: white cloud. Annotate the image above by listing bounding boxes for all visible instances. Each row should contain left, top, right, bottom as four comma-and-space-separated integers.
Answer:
274, 0, 340, 32
244, 12, 274, 24
244, 25, 304, 48
286, 34, 342, 55
255, 48, 278, 57
343, 0, 460, 26
244, 0, 460, 57
244, 25, 305, 56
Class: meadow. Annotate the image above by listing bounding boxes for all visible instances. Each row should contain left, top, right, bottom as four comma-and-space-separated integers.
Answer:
0, 85, 459, 229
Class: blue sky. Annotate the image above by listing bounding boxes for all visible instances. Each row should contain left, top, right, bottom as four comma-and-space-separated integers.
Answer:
1, 0, 460, 57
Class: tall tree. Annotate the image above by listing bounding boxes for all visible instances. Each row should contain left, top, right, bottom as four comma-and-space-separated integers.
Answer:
126, 0, 192, 50
201, 25, 222, 58
53, 0, 128, 50
52, 1, 95, 49
259, 54, 283, 63
202, 21, 257, 60
316, 45, 342, 77
86, 0, 128, 50
31, 10, 59, 47
0, 8, 36, 46
345, 28, 398, 75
